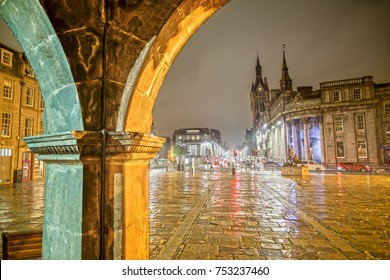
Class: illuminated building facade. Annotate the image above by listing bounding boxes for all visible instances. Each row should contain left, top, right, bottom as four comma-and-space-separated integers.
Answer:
0, 43, 45, 183
172, 127, 226, 161
248, 51, 390, 168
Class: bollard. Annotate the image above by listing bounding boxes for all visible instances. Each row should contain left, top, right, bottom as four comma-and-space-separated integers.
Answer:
232, 163, 235, 175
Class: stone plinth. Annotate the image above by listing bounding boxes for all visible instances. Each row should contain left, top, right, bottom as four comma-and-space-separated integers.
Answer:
281, 166, 309, 176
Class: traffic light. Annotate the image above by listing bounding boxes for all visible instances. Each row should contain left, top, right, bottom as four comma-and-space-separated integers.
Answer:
208, 149, 211, 156
234, 150, 238, 157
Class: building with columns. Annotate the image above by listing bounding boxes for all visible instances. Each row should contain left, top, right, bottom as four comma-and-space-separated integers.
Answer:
248, 51, 390, 168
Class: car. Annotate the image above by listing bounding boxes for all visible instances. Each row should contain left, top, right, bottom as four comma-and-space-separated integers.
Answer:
301, 160, 325, 172
263, 161, 282, 170
337, 162, 370, 172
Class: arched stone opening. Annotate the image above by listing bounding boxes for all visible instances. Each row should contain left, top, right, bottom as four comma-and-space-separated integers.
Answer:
0, 0, 230, 259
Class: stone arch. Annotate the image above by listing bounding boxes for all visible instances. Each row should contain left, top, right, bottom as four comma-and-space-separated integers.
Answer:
123, 0, 230, 133
0, 0, 84, 133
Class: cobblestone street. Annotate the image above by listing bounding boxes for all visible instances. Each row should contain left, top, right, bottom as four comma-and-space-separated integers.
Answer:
1, 170, 389, 260
149, 169, 390, 260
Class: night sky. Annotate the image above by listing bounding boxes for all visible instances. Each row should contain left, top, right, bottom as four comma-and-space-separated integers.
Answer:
2, 0, 390, 148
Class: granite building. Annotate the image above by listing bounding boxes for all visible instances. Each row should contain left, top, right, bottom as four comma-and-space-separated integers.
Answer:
0, 43, 44, 183
248, 51, 390, 169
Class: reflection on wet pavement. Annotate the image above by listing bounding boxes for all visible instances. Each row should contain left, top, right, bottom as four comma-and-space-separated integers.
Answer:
149, 169, 390, 260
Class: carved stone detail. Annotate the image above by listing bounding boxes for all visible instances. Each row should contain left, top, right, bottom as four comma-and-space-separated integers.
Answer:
24, 131, 165, 156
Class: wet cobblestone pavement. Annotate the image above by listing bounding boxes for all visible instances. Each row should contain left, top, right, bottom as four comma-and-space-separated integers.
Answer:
1, 170, 389, 260
149, 169, 390, 260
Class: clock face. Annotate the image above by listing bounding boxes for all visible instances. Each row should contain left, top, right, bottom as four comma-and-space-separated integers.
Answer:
258, 85, 263, 91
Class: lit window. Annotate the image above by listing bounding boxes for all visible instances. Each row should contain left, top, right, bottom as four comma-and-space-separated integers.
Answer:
333, 91, 341, 102
24, 118, 33, 137
1, 49, 13, 67
334, 116, 343, 132
26, 87, 35, 107
1, 112, 12, 137
353, 88, 362, 100
356, 114, 365, 131
357, 140, 367, 158
3, 81, 13, 99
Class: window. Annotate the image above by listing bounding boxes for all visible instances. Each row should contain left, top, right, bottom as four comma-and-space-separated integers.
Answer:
334, 116, 343, 132
1, 112, 12, 137
336, 142, 345, 158
357, 140, 367, 158
26, 87, 35, 107
356, 114, 365, 131
25, 118, 33, 137
353, 88, 362, 100
3, 81, 13, 99
333, 91, 341, 102
386, 127, 390, 144
385, 103, 390, 115
25, 66, 35, 78
40, 95, 44, 110
39, 120, 44, 135
0, 148, 12, 156
1, 49, 13, 67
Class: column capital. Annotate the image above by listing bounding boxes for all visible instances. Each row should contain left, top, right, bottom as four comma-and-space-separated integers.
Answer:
24, 131, 166, 161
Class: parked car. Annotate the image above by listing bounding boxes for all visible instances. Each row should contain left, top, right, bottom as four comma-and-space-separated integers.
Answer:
337, 162, 370, 172
301, 160, 325, 172
263, 161, 282, 170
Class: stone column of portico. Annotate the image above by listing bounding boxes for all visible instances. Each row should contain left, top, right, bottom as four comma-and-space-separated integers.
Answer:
285, 120, 291, 161
24, 131, 165, 260
319, 116, 326, 164
303, 117, 310, 160
291, 119, 298, 156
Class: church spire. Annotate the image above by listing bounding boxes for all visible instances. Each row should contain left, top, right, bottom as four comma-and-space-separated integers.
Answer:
255, 52, 264, 88
279, 46, 292, 91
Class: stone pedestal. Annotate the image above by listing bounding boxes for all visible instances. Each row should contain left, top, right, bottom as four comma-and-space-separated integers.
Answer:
281, 165, 309, 176
24, 131, 165, 259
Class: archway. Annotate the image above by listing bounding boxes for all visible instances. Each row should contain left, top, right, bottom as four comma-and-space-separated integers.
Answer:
0, 0, 230, 259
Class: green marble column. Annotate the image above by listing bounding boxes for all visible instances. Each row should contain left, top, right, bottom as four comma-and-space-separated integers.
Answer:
25, 131, 102, 259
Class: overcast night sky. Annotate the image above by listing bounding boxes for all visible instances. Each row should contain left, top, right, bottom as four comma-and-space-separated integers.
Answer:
1, 0, 390, 148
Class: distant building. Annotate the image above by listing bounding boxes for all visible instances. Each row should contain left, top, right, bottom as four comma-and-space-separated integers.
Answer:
172, 128, 226, 161
0, 43, 45, 183
247, 50, 390, 168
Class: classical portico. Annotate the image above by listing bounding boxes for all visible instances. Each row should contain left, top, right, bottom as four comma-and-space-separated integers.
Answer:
286, 116, 323, 163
